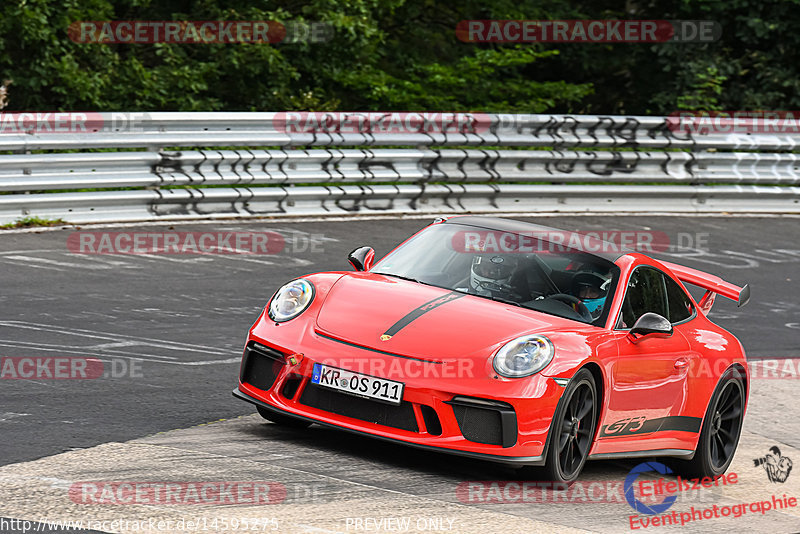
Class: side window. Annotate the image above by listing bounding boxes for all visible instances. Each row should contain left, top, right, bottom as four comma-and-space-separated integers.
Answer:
664, 275, 694, 324
617, 267, 667, 329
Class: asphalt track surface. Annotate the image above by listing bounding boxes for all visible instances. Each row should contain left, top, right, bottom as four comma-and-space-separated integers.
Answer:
0, 215, 798, 533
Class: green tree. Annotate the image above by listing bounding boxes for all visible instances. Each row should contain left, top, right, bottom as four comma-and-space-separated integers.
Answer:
0, 0, 798, 115
0, 0, 591, 112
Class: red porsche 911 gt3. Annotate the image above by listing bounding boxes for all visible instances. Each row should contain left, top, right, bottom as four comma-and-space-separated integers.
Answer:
233, 216, 750, 482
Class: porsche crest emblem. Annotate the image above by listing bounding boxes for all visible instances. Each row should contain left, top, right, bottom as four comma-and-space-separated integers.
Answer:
380, 334, 392, 341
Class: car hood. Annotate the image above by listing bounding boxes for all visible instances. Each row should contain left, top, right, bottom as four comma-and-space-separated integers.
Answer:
314, 273, 580, 361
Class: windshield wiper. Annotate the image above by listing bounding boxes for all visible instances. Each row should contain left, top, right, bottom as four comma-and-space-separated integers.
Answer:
376, 272, 420, 283
377, 272, 433, 285
453, 288, 524, 308
485, 295, 524, 307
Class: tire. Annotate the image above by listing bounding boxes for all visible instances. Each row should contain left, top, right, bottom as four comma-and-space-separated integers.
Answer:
676, 369, 745, 479
256, 405, 313, 429
540, 368, 598, 482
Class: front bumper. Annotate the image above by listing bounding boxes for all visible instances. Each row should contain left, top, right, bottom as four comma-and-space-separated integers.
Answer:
234, 387, 546, 466
233, 326, 565, 466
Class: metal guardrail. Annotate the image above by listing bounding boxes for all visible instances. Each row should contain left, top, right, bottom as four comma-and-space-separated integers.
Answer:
1, 112, 798, 224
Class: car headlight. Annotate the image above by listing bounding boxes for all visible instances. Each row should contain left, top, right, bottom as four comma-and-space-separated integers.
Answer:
268, 279, 315, 322
492, 335, 554, 378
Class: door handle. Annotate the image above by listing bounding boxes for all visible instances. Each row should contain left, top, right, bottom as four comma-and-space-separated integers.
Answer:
674, 357, 690, 369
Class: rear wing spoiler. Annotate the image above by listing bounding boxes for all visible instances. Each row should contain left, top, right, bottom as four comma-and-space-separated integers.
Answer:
659, 260, 750, 314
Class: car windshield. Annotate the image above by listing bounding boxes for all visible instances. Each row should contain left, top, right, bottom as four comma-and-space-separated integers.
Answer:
372, 222, 620, 325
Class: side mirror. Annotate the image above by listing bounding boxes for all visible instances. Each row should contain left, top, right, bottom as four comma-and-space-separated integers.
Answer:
627, 312, 673, 342
348, 246, 375, 271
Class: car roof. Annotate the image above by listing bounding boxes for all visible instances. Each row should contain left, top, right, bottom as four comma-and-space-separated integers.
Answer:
442, 216, 628, 262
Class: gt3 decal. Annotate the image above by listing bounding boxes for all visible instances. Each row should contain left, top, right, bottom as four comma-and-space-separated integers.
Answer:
600, 415, 701, 437
603, 416, 647, 436
382, 291, 465, 338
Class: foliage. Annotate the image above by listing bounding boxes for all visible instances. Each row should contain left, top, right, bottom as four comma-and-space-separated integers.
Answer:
0, 216, 66, 228
0, 0, 795, 114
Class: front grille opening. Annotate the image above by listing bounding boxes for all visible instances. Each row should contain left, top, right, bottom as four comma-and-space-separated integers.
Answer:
448, 396, 517, 447
240, 343, 285, 391
419, 404, 442, 436
452, 404, 504, 446
281, 375, 303, 400
299, 382, 418, 432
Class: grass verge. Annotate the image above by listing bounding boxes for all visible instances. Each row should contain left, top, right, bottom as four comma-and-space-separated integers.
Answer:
0, 216, 67, 229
